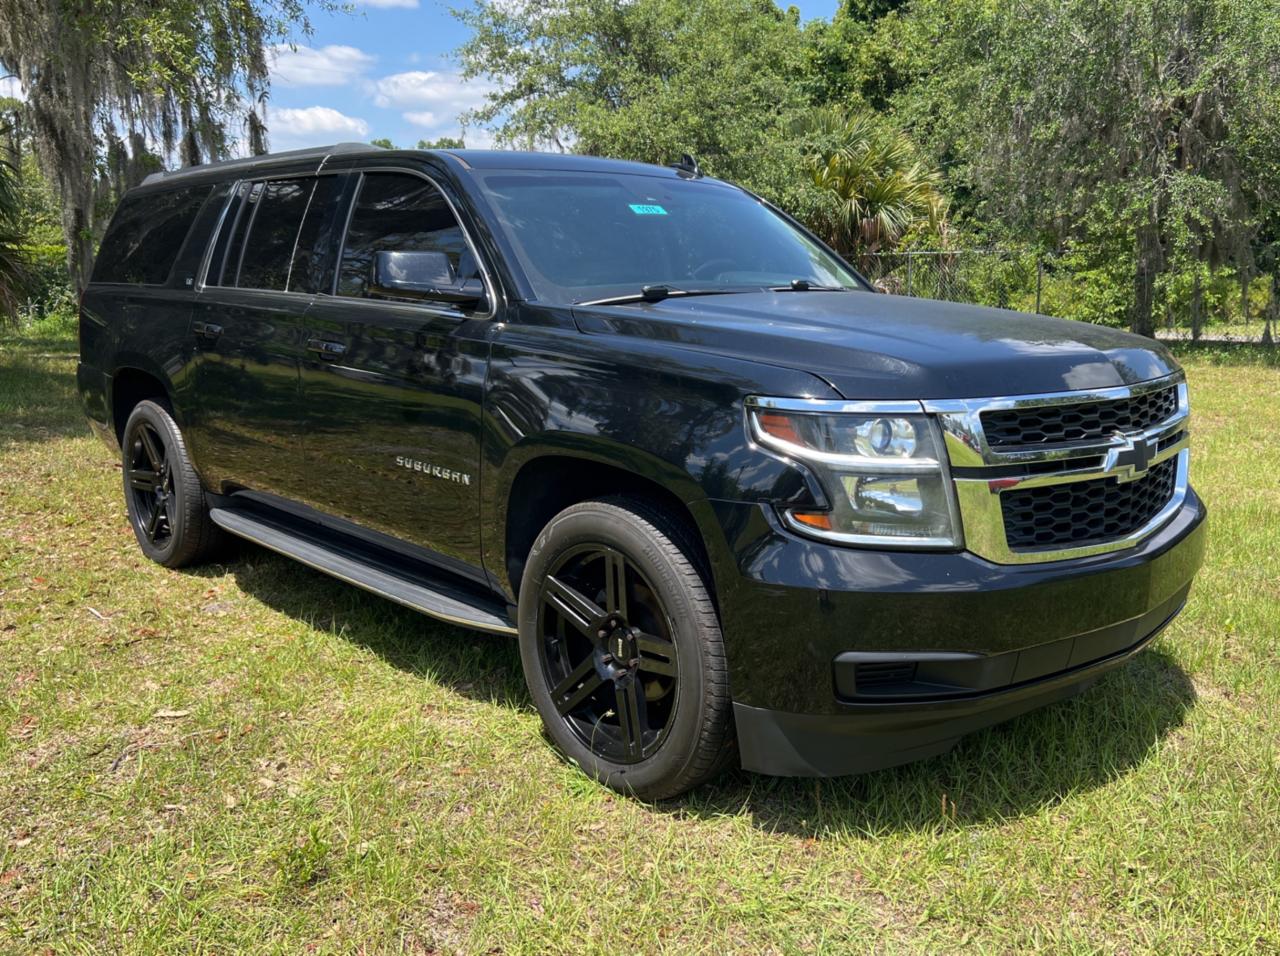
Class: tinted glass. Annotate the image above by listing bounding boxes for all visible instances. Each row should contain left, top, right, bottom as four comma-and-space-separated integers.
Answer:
213, 181, 263, 286
337, 173, 470, 300
93, 185, 213, 285
206, 181, 250, 286
236, 179, 313, 291
475, 171, 862, 304
288, 176, 341, 293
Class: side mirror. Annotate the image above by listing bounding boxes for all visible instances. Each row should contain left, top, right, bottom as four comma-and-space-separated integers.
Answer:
368, 250, 486, 308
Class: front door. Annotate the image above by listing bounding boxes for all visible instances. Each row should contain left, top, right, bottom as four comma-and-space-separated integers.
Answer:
300, 169, 493, 576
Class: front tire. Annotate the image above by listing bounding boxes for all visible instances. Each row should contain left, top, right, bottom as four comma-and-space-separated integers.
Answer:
121, 399, 224, 568
517, 497, 734, 800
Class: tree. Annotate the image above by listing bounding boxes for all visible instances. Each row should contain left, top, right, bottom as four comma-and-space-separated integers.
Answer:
418, 136, 466, 150
454, 0, 817, 210
893, 0, 1280, 337
0, 152, 31, 320
0, 0, 318, 292
370, 137, 398, 150
800, 108, 947, 263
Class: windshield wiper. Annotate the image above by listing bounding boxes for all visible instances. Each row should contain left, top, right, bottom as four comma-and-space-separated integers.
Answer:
769, 279, 852, 292
578, 285, 744, 307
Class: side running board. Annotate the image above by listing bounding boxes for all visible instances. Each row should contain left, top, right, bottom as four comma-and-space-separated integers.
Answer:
208, 507, 516, 635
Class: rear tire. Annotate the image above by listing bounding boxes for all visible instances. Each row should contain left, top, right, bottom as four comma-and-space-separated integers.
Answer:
517, 496, 734, 800
121, 399, 224, 568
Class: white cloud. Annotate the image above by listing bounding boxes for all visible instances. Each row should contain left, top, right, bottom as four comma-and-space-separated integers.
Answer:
269, 44, 375, 87
372, 70, 493, 113
0, 76, 25, 100
362, 0, 419, 7
403, 110, 440, 128
268, 106, 370, 150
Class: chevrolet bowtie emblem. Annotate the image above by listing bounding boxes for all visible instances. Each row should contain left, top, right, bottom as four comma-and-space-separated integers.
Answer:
1103, 433, 1155, 482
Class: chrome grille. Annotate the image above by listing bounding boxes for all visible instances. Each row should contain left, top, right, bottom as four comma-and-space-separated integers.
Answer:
982, 384, 1179, 448
1000, 457, 1178, 550
924, 374, 1190, 564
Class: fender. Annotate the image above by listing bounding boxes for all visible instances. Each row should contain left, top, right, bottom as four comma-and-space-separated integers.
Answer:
480, 304, 840, 599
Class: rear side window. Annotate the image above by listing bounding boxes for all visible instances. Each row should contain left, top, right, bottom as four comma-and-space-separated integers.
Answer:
93, 185, 212, 285
235, 179, 313, 291
337, 173, 469, 299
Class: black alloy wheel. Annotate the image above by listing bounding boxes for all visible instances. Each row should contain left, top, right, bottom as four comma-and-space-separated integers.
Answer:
126, 419, 176, 549
537, 545, 680, 764
121, 399, 224, 568
518, 497, 734, 800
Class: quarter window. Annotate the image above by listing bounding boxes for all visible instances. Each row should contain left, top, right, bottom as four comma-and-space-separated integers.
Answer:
337, 173, 473, 301
92, 185, 213, 285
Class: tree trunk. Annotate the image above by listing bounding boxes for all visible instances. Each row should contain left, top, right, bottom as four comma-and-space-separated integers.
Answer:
1190, 271, 1203, 341
1240, 266, 1251, 328
1264, 273, 1277, 347
1131, 218, 1160, 338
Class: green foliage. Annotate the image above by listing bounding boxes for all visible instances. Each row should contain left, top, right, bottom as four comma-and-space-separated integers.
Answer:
0, 154, 32, 320
800, 5, 916, 111
0, 0, 324, 290
454, 0, 819, 210
887, 0, 1280, 334
798, 107, 947, 262
370, 137, 397, 150
418, 136, 466, 150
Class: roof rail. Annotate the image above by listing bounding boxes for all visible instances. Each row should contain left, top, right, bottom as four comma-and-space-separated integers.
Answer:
141, 142, 381, 185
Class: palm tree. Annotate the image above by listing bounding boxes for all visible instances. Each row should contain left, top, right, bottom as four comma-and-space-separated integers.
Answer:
0, 152, 32, 323
800, 108, 947, 266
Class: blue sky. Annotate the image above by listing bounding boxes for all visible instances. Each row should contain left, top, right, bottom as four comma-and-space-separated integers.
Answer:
266, 0, 839, 152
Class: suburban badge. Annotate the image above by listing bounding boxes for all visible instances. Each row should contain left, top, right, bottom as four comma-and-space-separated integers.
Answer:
395, 456, 471, 486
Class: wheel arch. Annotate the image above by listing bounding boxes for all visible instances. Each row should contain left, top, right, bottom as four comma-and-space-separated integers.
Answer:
110, 362, 176, 442
498, 446, 725, 607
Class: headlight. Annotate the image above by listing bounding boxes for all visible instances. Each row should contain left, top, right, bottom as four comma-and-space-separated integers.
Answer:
748, 399, 963, 548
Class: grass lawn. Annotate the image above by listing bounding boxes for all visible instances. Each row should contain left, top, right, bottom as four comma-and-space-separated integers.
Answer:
2, 322, 1278, 953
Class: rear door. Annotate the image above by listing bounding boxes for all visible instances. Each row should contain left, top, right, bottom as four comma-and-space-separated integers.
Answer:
86, 182, 218, 397
185, 174, 344, 501
300, 167, 495, 574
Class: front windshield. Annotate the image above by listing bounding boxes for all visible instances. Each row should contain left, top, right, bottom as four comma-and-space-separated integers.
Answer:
474, 170, 865, 304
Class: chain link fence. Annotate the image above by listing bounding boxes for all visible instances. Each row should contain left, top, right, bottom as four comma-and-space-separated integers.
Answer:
861, 249, 1277, 343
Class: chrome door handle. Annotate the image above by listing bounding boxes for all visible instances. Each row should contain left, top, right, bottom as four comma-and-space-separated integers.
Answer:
307, 339, 347, 360
192, 321, 222, 339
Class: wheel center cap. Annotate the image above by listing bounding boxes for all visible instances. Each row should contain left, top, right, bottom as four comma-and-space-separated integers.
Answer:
609, 628, 636, 665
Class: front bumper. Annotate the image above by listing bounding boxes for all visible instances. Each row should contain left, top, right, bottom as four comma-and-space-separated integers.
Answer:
705, 489, 1206, 777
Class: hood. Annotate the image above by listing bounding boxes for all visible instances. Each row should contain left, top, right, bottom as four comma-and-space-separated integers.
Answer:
572, 291, 1179, 400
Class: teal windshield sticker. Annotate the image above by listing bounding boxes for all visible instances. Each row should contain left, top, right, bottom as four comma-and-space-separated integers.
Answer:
628, 203, 668, 215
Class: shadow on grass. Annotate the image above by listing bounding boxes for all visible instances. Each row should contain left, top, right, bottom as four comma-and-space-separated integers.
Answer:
191, 541, 529, 709
672, 645, 1195, 836
0, 356, 87, 445
201, 540, 1196, 836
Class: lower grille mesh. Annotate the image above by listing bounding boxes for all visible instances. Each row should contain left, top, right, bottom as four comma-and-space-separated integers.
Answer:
1001, 457, 1178, 550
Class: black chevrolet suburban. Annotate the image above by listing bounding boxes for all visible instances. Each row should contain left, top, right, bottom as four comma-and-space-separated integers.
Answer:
78, 144, 1205, 799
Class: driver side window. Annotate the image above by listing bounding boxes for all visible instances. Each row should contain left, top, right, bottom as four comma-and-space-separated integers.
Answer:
337, 172, 475, 301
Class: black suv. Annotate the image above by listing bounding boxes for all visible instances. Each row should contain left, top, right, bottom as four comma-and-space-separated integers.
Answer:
78, 144, 1205, 799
